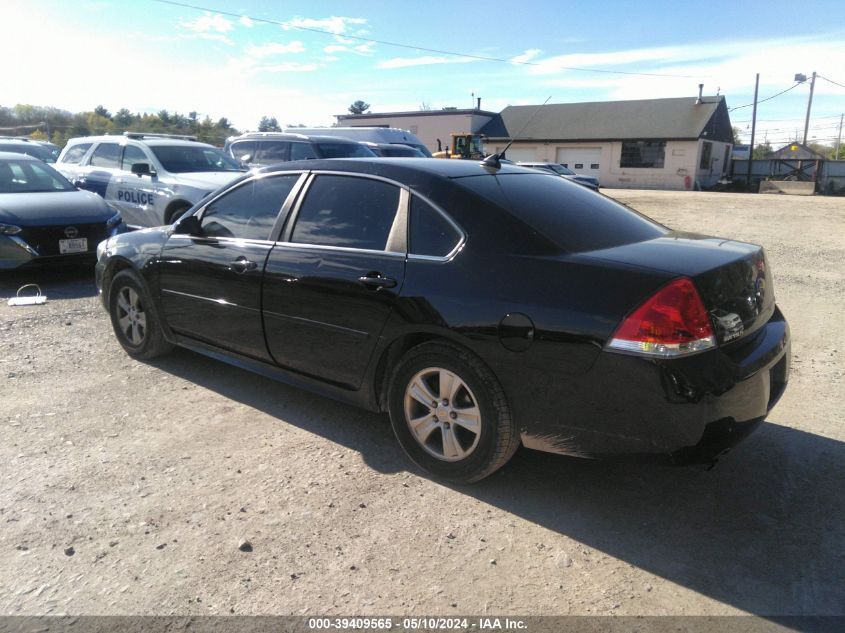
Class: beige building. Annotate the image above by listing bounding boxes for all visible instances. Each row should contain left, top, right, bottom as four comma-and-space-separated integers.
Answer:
336, 108, 496, 154
481, 96, 734, 190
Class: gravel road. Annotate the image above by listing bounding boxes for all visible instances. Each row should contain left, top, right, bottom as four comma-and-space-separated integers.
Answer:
1, 190, 843, 617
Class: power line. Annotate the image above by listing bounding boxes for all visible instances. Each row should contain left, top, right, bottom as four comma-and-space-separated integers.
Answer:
729, 82, 803, 112
151, 0, 699, 79
818, 75, 845, 90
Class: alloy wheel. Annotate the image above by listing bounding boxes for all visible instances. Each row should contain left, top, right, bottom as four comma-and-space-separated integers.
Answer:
116, 286, 147, 346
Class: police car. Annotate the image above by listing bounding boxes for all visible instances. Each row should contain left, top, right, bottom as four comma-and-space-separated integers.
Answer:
55, 132, 245, 228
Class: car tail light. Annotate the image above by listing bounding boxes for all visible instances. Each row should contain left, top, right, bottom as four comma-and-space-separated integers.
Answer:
607, 277, 716, 357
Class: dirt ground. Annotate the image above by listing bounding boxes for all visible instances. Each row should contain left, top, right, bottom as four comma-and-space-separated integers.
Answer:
1, 189, 843, 618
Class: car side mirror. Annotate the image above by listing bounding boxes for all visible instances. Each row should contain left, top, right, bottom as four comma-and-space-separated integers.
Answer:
174, 214, 203, 235
131, 162, 154, 177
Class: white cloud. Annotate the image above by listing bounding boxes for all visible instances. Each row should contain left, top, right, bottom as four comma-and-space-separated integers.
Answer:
258, 62, 321, 73
180, 11, 233, 34
239, 16, 254, 28
246, 41, 306, 57
282, 16, 366, 35
510, 49, 541, 64
378, 55, 478, 69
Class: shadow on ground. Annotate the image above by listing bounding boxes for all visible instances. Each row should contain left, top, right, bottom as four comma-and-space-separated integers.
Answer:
151, 347, 844, 617
0, 262, 98, 301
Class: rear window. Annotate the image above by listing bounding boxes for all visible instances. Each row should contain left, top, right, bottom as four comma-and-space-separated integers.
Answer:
461, 173, 666, 253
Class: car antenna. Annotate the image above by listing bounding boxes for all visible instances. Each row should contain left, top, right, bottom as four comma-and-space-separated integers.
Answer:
481, 96, 552, 170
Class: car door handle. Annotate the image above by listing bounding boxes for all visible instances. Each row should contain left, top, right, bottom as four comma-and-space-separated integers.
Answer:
230, 257, 258, 273
358, 273, 397, 289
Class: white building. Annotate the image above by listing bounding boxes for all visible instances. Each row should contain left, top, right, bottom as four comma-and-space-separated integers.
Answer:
481, 96, 734, 190
339, 95, 735, 190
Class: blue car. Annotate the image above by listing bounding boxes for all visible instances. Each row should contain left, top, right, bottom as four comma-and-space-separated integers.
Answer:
0, 152, 125, 270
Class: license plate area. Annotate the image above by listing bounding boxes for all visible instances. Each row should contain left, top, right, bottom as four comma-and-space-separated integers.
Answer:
59, 238, 88, 254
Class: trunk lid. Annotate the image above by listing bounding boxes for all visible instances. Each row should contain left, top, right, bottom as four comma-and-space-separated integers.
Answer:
578, 232, 775, 346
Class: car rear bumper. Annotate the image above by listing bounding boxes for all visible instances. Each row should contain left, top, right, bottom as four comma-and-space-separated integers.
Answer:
516, 306, 790, 463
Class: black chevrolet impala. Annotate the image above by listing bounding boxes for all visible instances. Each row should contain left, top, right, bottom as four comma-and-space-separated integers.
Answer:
95, 159, 790, 482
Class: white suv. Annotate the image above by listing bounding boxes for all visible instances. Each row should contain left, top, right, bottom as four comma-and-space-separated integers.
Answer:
55, 132, 245, 228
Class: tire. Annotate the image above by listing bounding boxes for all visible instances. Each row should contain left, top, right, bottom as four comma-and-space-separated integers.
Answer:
108, 269, 174, 359
165, 204, 191, 225
387, 340, 519, 483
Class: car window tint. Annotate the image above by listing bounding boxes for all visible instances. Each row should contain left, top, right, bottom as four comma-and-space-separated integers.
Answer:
462, 173, 666, 253
290, 143, 317, 160
201, 175, 299, 241
291, 175, 400, 250
409, 196, 461, 257
313, 142, 374, 158
90, 143, 121, 168
121, 145, 148, 171
229, 141, 255, 162
61, 143, 92, 164
0, 159, 75, 193
256, 141, 289, 164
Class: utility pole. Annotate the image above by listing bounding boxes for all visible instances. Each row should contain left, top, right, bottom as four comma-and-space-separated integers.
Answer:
802, 71, 816, 146
747, 73, 759, 192
836, 114, 844, 160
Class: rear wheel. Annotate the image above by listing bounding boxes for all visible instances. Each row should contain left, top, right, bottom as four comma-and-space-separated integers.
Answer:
108, 269, 173, 359
388, 341, 518, 483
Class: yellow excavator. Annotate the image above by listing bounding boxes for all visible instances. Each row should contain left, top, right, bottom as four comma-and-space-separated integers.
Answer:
433, 133, 486, 159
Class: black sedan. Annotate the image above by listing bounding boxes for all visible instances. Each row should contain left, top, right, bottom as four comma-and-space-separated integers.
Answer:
1, 152, 125, 270
95, 159, 789, 482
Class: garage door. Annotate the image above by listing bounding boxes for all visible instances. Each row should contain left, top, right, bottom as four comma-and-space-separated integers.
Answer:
556, 148, 602, 179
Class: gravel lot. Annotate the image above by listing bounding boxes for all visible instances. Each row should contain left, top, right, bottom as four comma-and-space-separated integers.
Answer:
1, 189, 843, 617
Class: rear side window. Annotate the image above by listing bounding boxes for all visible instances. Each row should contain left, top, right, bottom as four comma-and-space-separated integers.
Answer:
90, 143, 121, 168
256, 141, 289, 164
60, 143, 92, 164
200, 175, 299, 241
462, 173, 666, 253
313, 142, 374, 158
290, 143, 317, 160
409, 196, 462, 257
291, 175, 400, 250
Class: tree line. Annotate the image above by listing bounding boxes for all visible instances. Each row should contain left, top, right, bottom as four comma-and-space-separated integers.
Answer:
0, 104, 240, 148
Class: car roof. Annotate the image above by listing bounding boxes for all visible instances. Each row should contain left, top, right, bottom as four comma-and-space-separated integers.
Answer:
66, 135, 214, 148
258, 157, 536, 179
230, 132, 359, 143
0, 151, 40, 161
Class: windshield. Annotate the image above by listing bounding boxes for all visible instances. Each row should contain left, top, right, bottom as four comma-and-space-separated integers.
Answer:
151, 145, 244, 173
0, 158, 76, 193
0, 143, 56, 163
314, 142, 376, 158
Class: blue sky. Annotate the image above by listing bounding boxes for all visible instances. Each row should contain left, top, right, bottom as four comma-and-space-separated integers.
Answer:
4, 0, 845, 146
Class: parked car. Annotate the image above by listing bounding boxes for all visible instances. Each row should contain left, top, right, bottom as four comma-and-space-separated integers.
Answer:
95, 159, 789, 482
364, 142, 427, 157
0, 138, 58, 164
224, 132, 375, 168
55, 132, 245, 228
518, 161, 600, 190
284, 127, 432, 157
0, 152, 125, 270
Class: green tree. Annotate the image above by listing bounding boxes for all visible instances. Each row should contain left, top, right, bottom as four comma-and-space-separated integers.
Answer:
258, 116, 281, 132
752, 142, 773, 159
348, 100, 370, 115
732, 126, 743, 144
93, 105, 111, 119
114, 108, 134, 128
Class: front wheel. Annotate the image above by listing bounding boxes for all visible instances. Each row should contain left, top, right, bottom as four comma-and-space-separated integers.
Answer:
388, 341, 519, 483
108, 269, 173, 359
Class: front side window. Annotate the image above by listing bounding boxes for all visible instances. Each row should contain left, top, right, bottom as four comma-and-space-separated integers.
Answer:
313, 142, 374, 158
290, 143, 317, 160
151, 145, 243, 173
121, 145, 148, 171
409, 196, 462, 258
620, 141, 666, 168
61, 143, 92, 164
200, 175, 300, 241
291, 175, 400, 250
89, 143, 121, 168
229, 140, 255, 162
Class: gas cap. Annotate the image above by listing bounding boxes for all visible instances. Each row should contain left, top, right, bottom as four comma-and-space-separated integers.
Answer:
498, 312, 535, 352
